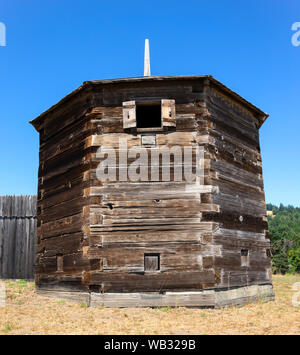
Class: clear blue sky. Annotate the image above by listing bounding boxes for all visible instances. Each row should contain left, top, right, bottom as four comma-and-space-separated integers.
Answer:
0, 0, 299, 206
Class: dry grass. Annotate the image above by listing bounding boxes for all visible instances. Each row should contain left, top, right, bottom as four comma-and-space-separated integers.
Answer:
0, 275, 299, 335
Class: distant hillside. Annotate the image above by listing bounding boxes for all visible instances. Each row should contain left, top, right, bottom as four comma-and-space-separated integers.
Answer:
266, 204, 300, 274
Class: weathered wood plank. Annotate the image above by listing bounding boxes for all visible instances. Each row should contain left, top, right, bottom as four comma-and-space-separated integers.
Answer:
30, 77, 272, 305
0, 196, 37, 279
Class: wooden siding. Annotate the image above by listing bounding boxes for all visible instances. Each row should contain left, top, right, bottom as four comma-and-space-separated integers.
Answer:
0, 196, 36, 279
32, 77, 273, 306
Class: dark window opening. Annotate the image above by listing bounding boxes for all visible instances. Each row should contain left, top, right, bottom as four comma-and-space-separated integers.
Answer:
241, 249, 249, 267
136, 104, 161, 129
241, 249, 248, 256
266, 249, 271, 258
144, 253, 160, 271
89, 285, 100, 293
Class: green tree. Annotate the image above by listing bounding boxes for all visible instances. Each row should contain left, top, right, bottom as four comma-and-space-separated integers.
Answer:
267, 204, 300, 274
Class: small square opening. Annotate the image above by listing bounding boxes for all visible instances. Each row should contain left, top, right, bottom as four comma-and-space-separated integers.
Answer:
144, 253, 160, 272
136, 104, 161, 129
241, 249, 249, 267
241, 249, 248, 257
57, 254, 63, 272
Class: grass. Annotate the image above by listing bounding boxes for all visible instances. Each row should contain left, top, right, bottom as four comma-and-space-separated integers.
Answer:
2, 323, 13, 334
0, 275, 299, 335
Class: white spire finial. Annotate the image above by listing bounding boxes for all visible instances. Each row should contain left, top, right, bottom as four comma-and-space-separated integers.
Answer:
144, 39, 151, 76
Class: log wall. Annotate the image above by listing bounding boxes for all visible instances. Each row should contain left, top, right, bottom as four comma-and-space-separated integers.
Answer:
31, 76, 274, 306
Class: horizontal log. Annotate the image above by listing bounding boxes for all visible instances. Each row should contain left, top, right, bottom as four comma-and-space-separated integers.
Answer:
87, 269, 215, 292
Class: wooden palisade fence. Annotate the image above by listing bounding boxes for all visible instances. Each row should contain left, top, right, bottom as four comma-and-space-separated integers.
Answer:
0, 196, 36, 279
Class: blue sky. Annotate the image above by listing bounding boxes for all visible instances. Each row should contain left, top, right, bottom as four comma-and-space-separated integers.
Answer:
0, 0, 299, 206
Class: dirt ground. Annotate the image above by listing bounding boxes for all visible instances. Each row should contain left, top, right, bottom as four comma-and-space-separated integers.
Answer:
0, 274, 299, 335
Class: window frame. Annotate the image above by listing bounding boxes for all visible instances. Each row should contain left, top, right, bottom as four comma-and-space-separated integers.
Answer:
144, 253, 160, 273
241, 249, 249, 267
122, 99, 176, 132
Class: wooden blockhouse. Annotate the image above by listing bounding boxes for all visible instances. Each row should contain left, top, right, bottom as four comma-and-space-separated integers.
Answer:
30, 76, 274, 307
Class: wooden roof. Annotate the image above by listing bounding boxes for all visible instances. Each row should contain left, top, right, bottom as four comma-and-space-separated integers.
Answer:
30, 75, 269, 130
